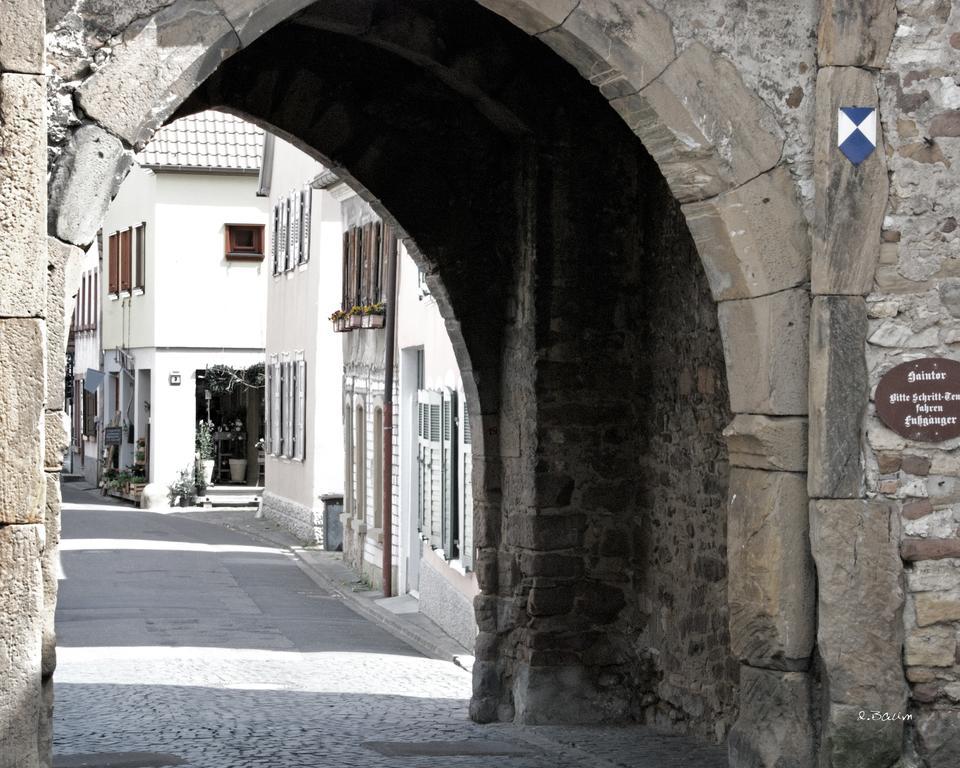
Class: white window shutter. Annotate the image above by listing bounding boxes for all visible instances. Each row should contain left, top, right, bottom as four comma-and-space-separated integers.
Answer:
300, 187, 311, 264
264, 360, 272, 454
279, 200, 288, 272
271, 360, 282, 455
460, 406, 473, 570
441, 389, 458, 559
295, 358, 306, 461
289, 192, 300, 270
282, 360, 294, 457
271, 204, 280, 274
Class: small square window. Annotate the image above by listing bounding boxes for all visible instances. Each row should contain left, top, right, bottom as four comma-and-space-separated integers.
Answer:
225, 224, 265, 261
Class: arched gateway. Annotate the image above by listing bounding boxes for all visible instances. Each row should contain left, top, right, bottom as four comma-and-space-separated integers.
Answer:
3, 1, 924, 767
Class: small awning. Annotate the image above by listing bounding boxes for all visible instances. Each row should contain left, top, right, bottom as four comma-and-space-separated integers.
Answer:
83, 369, 105, 392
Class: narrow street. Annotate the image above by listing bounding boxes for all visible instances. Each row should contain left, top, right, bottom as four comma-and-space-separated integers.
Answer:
53, 484, 727, 768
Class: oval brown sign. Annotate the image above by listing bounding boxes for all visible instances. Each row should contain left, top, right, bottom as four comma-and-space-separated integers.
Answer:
875, 357, 960, 442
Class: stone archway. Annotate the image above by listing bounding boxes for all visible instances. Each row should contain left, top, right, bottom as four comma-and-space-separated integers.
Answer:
7, 1, 820, 766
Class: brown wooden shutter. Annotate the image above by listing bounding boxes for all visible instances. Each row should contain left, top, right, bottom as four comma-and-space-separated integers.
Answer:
341, 230, 350, 311
120, 228, 132, 291
108, 233, 119, 293
352, 226, 362, 308
135, 223, 146, 290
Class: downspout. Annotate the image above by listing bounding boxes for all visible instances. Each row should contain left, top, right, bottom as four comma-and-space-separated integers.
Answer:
381, 231, 399, 597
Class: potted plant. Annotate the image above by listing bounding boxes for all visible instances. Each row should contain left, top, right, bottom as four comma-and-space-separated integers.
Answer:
195, 420, 215, 484
167, 467, 197, 507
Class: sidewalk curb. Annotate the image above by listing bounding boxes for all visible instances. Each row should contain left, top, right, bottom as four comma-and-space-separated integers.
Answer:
178, 506, 472, 669
289, 546, 473, 667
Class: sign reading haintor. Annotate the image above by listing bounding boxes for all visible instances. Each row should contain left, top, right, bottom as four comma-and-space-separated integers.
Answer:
875, 358, 960, 442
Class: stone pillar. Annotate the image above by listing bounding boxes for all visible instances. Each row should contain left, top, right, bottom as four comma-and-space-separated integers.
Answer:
0, 3, 48, 765
811, 5, 904, 768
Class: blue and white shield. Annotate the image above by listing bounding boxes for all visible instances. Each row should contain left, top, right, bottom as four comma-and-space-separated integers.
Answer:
837, 107, 877, 165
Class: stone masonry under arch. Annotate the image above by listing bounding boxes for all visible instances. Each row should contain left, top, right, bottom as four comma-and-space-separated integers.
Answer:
6, 1, 945, 767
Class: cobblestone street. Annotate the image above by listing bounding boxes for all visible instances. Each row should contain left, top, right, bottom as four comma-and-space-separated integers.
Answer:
53, 485, 727, 768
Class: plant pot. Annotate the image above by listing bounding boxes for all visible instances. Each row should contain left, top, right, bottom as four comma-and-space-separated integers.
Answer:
201, 459, 214, 484
228, 458, 248, 483
349, 314, 363, 329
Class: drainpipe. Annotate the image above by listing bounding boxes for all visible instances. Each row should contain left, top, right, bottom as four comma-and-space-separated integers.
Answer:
381, 229, 398, 597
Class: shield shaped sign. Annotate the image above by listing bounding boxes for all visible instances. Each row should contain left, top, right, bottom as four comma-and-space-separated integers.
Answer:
837, 107, 877, 165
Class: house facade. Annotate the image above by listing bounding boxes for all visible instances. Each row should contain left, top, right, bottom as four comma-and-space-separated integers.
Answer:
67, 240, 102, 485
337, 193, 478, 650
259, 135, 345, 543
93, 110, 269, 492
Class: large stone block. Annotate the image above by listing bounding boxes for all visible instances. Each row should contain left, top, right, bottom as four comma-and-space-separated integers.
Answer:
916, 709, 960, 768
722, 415, 807, 472
727, 666, 814, 768
808, 296, 867, 498
817, 0, 896, 68
0, 523, 44, 768
477, 0, 578, 35
48, 124, 132, 248
512, 662, 628, 723
821, 703, 904, 768
211, 0, 315, 45
611, 42, 784, 203
76, 1, 240, 147
0, 74, 46, 318
41, 474, 60, 680
810, 500, 908, 713
538, 0, 675, 98
718, 289, 810, 415
45, 238, 84, 411
682, 166, 810, 301
44, 411, 69, 472
813, 67, 887, 294
0, 319, 45, 525
727, 469, 815, 667
0, 0, 44, 73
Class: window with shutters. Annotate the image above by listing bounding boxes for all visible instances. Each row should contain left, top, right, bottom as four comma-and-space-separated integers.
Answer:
134, 223, 146, 290
417, 387, 465, 563
299, 187, 312, 265
271, 186, 311, 274
340, 221, 389, 312
225, 223, 265, 261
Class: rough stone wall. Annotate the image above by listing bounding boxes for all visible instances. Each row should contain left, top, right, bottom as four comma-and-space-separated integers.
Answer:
807, 2, 960, 768
631, 179, 736, 740
859, 2, 960, 766
261, 490, 323, 546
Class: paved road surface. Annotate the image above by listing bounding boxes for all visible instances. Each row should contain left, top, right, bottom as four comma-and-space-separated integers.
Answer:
53, 484, 728, 768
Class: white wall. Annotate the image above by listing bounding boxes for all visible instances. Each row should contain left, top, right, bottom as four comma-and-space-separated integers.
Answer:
264, 138, 344, 512
154, 173, 268, 349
